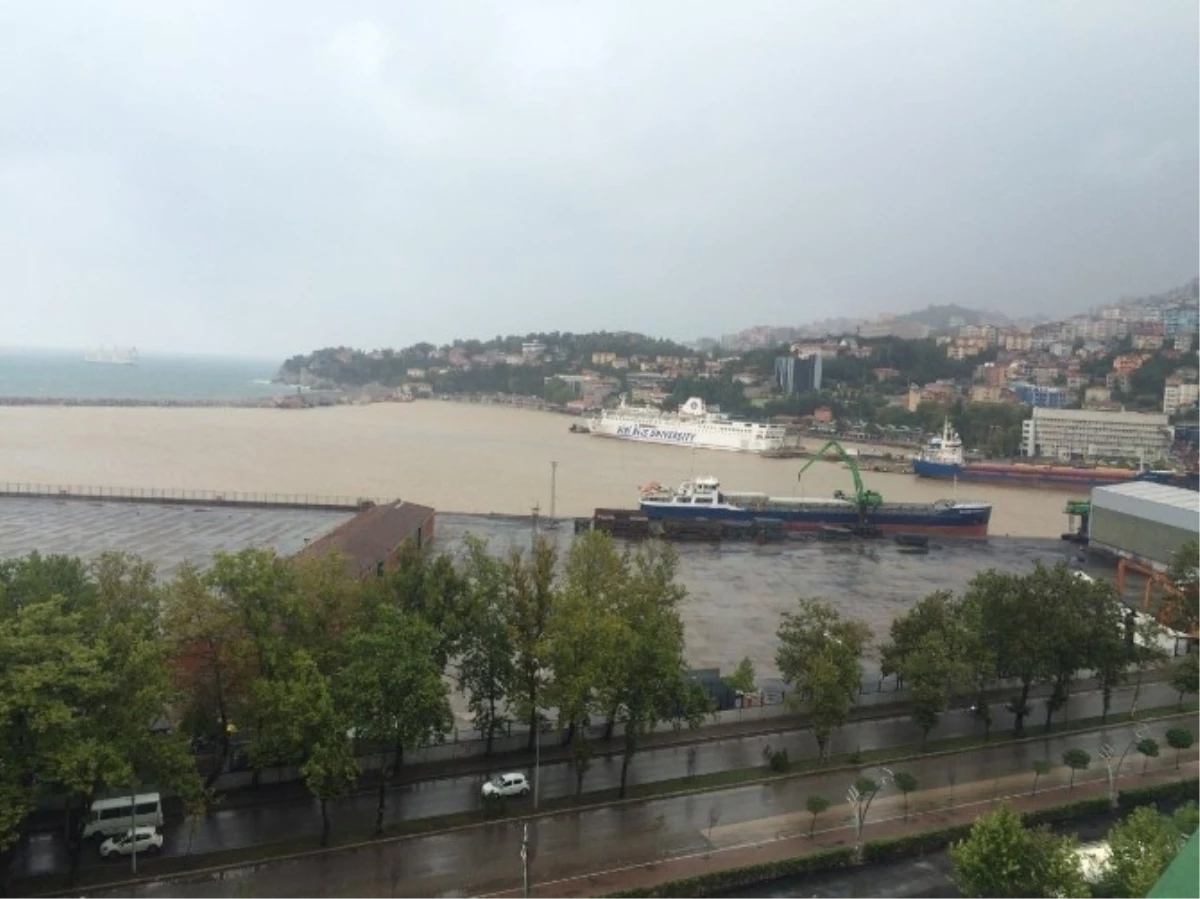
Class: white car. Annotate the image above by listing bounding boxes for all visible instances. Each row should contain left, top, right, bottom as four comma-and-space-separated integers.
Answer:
482, 773, 530, 798
99, 826, 164, 859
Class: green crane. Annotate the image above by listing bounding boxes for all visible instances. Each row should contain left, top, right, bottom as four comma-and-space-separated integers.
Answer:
798, 440, 884, 512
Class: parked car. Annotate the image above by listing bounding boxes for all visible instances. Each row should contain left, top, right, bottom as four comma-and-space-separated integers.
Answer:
99, 827, 164, 859
481, 773, 530, 798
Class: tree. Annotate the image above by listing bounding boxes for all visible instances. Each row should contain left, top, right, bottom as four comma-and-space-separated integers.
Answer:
1164, 540, 1199, 635
1168, 655, 1199, 710
0, 554, 202, 883
161, 562, 252, 787
457, 537, 516, 756
775, 598, 872, 761
1136, 738, 1160, 776
503, 538, 559, 753
1165, 727, 1194, 769
339, 605, 451, 836
607, 541, 704, 798
805, 794, 830, 838
723, 656, 757, 694
1061, 748, 1091, 790
893, 771, 918, 821
1102, 804, 1197, 898
951, 804, 1090, 899
1129, 615, 1170, 712
545, 531, 626, 796
253, 650, 358, 847
1031, 759, 1054, 796
880, 592, 969, 746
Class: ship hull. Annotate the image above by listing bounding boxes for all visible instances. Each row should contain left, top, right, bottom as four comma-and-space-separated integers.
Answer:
911, 458, 1157, 490
639, 501, 991, 537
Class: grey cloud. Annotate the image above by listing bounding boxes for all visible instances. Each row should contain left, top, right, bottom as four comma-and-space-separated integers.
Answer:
0, 1, 1196, 356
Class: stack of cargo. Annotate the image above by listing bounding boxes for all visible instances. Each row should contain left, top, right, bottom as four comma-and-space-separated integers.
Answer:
1088, 482, 1199, 568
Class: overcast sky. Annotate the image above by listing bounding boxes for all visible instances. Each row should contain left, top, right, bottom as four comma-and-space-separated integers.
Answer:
1, 2, 1197, 357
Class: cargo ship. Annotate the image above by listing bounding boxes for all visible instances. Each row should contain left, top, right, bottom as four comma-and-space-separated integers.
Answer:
637, 476, 992, 537
912, 421, 1173, 490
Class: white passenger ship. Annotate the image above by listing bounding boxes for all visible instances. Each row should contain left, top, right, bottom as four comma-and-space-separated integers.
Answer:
588, 396, 788, 454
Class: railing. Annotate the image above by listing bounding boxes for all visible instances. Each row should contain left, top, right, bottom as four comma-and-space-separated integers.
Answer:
0, 482, 394, 512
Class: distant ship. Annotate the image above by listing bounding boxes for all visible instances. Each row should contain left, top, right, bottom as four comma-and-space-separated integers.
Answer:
912, 420, 1175, 490
83, 346, 139, 366
588, 396, 787, 454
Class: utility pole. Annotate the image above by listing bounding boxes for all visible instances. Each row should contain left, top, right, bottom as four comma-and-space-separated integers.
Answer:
129, 787, 138, 875
521, 822, 530, 897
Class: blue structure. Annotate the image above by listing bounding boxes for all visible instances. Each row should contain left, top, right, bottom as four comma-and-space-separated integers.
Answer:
1011, 381, 1068, 408
774, 354, 822, 394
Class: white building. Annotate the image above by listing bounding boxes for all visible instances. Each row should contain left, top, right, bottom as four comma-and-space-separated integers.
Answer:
1021, 408, 1171, 462
1163, 380, 1200, 415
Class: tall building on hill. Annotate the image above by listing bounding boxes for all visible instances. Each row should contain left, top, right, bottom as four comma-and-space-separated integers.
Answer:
774, 353, 822, 394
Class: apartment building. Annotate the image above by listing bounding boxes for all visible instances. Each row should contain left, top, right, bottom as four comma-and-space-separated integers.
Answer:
1021, 408, 1171, 461
1163, 376, 1200, 416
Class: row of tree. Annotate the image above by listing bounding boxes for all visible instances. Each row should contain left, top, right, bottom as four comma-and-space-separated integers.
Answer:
774, 551, 1199, 762
952, 800, 1198, 898
0, 531, 702, 881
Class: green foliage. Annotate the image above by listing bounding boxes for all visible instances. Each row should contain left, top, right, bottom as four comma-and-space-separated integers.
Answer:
1137, 738, 1160, 774
805, 794, 831, 837
723, 656, 757, 694
761, 745, 790, 773
1165, 727, 1194, 769
1061, 748, 1092, 789
775, 598, 872, 761
1118, 777, 1200, 808
893, 771, 918, 820
1165, 540, 1199, 636
1101, 804, 1198, 897
950, 804, 1091, 898
1168, 656, 1199, 709
880, 591, 970, 745
1031, 759, 1055, 796
1023, 797, 1109, 828
0, 552, 202, 881
863, 823, 973, 863
456, 536, 516, 755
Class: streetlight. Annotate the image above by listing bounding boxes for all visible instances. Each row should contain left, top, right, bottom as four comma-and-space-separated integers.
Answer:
520, 822, 530, 897
847, 767, 893, 860
1099, 725, 1149, 809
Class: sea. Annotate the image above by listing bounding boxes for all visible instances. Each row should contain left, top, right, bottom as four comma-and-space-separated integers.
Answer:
0, 347, 292, 402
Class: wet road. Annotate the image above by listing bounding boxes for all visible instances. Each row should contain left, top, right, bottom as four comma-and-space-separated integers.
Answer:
83, 715, 1193, 898
23, 681, 1175, 885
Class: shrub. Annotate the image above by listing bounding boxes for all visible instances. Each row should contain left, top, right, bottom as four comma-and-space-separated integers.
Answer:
606, 848, 855, 897
1118, 777, 1200, 810
863, 824, 973, 862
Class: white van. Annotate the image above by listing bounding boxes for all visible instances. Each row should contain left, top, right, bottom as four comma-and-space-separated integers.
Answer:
82, 793, 164, 839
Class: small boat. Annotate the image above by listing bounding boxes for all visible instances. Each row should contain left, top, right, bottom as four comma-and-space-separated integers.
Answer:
569, 423, 591, 434
893, 534, 930, 549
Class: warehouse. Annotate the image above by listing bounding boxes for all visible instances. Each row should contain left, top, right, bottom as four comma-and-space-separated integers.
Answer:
1088, 482, 1199, 569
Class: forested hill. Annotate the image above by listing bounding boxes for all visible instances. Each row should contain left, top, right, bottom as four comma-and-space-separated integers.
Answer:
277, 331, 699, 387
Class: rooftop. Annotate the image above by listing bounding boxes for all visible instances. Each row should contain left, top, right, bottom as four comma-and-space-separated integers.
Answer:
0, 497, 356, 578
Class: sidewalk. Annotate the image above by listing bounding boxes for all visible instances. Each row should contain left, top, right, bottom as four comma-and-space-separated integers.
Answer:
494, 758, 1199, 898
206, 673, 1135, 812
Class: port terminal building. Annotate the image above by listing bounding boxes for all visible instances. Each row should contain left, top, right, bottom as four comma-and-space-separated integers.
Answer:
1021, 408, 1172, 462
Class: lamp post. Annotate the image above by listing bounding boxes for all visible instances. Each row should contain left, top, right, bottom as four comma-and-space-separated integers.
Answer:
520, 822, 530, 897
847, 767, 893, 860
1099, 725, 1148, 809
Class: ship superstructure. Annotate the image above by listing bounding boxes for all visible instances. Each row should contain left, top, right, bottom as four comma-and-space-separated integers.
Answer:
589, 396, 787, 453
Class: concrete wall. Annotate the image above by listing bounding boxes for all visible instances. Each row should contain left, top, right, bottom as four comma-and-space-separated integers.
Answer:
1090, 506, 1194, 568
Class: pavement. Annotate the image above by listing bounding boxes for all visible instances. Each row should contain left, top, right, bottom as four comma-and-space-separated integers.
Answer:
11, 679, 1176, 882
46, 697, 1196, 896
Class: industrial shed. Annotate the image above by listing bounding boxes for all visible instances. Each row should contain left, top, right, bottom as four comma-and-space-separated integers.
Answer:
1088, 482, 1199, 568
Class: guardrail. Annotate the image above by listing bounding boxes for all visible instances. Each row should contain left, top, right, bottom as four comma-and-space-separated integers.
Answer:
0, 482, 394, 512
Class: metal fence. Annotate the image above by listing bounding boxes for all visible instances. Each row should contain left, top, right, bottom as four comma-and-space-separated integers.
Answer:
0, 482, 393, 512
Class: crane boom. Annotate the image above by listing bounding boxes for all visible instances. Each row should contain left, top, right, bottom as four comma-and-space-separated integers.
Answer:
798, 439, 884, 510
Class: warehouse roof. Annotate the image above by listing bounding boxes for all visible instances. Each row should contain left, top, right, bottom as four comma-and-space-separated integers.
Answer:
1094, 480, 1200, 508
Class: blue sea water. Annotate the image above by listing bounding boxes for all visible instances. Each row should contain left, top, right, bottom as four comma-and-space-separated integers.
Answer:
0, 348, 295, 401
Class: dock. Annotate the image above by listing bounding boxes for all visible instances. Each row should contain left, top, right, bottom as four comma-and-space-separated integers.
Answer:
580, 509, 790, 542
